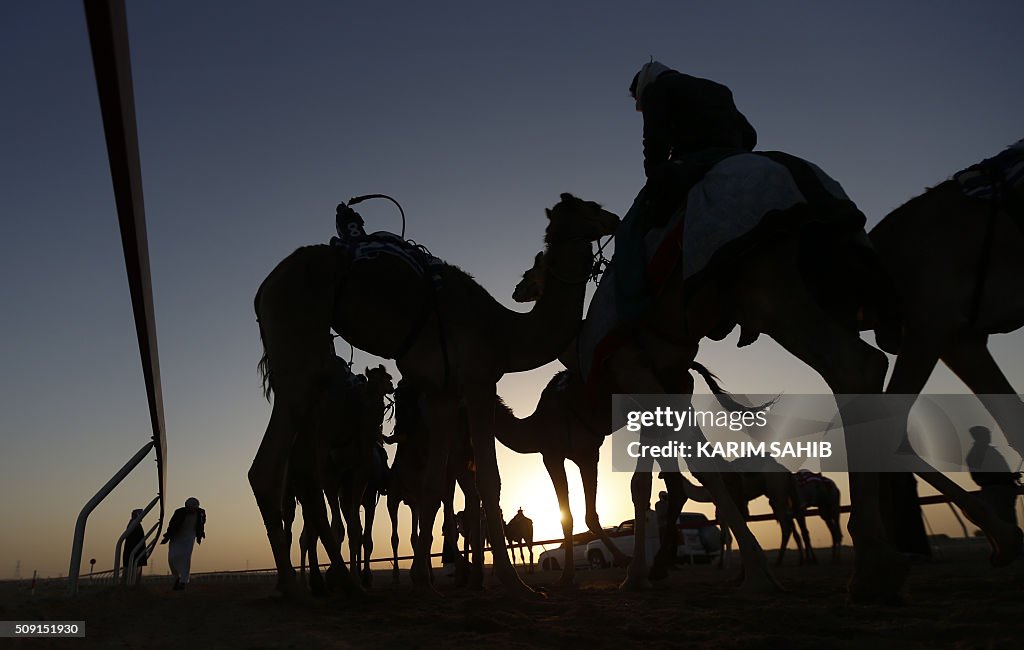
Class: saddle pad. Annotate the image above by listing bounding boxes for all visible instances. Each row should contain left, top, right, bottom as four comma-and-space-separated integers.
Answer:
578, 152, 854, 385
954, 138, 1024, 200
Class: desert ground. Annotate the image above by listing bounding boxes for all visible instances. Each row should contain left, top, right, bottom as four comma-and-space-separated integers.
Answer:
3, 542, 1022, 649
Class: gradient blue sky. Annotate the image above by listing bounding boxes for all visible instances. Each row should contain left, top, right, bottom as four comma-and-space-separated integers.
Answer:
2, 1, 1022, 578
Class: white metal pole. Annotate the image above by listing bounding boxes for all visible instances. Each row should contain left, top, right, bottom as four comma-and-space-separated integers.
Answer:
68, 441, 154, 595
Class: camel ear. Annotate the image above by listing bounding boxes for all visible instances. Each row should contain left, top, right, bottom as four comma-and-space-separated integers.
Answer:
545, 208, 552, 219
559, 192, 574, 202
364, 366, 371, 375
534, 251, 545, 265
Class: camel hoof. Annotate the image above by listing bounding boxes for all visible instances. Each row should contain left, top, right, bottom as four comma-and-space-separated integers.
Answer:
274, 568, 298, 594
847, 547, 910, 605
738, 568, 785, 595
556, 574, 577, 588
648, 562, 671, 582
361, 569, 373, 589
989, 525, 1023, 568
326, 565, 364, 599
619, 575, 652, 591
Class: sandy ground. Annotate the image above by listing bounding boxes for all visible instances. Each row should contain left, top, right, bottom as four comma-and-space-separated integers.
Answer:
3, 544, 1022, 649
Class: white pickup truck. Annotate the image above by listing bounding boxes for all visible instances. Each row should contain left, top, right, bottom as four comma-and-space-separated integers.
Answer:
585, 510, 721, 569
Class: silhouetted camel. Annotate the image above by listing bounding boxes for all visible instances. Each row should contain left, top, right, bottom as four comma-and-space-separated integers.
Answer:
511, 254, 775, 584
869, 143, 1024, 565
679, 470, 810, 568
505, 508, 534, 572
551, 152, 1018, 600
251, 194, 617, 596
794, 469, 843, 563
278, 362, 393, 596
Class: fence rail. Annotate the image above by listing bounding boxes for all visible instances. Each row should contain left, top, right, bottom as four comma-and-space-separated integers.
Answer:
56, 485, 1019, 584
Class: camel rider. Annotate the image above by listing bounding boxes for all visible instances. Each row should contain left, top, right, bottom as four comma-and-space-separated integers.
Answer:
631, 60, 757, 227
615, 61, 757, 321
333, 203, 367, 243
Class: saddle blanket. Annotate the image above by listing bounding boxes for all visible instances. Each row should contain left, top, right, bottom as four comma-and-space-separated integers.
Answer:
577, 152, 855, 385
954, 138, 1024, 200
332, 231, 444, 279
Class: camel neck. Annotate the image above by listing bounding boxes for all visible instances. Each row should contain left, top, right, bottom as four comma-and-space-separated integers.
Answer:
493, 399, 543, 455
504, 238, 593, 372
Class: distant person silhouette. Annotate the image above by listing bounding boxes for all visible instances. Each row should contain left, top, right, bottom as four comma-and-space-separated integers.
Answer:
121, 509, 148, 585
966, 426, 1020, 526
161, 497, 206, 590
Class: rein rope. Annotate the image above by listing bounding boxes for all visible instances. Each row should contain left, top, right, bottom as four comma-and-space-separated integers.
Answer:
544, 233, 616, 287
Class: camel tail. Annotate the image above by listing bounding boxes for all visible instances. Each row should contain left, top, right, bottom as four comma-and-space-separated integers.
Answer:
255, 286, 274, 402
689, 361, 778, 412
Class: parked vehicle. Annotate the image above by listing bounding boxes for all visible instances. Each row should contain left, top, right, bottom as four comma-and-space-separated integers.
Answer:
537, 541, 588, 572
585, 511, 721, 568
537, 527, 612, 571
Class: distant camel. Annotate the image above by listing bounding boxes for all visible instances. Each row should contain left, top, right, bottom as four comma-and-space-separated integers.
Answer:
868, 143, 1024, 561
251, 194, 617, 596
679, 470, 810, 568
387, 378, 484, 587
505, 508, 534, 572
329, 366, 394, 588
794, 470, 843, 563
279, 362, 393, 595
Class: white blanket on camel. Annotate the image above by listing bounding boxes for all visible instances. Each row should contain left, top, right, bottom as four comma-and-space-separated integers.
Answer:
578, 153, 851, 382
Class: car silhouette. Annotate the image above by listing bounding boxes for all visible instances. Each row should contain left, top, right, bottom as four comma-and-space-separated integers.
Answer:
584, 511, 721, 569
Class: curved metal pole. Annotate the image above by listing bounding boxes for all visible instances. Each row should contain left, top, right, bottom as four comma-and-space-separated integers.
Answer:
83, 0, 168, 550
68, 441, 154, 594
112, 495, 159, 583
125, 520, 160, 586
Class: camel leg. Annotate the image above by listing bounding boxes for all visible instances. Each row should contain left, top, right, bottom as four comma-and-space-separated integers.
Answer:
543, 455, 577, 584
329, 492, 346, 553
915, 471, 1022, 565
387, 494, 401, 585
941, 334, 1024, 456
302, 485, 360, 598
458, 475, 485, 590
298, 523, 308, 584
343, 486, 365, 579
609, 347, 776, 592
410, 397, 452, 591
796, 510, 815, 565
772, 501, 794, 566
578, 451, 632, 568
305, 527, 325, 596
650, 469, 686, 581
826, 489, 844, 563
739, 252, 912, 599
718, 518, 731, 569
890, 333, 1022, 564
362, 494, 376, 587
463, 388, 537, 597
249, 403, 302, 594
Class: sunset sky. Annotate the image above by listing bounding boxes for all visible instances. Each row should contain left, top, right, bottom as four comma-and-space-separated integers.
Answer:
2, 1, 1022, 579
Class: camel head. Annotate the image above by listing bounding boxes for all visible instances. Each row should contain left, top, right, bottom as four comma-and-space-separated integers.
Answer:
364, 364, 395, 397
544, 193, 619, 244
512, 251, 545, 303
